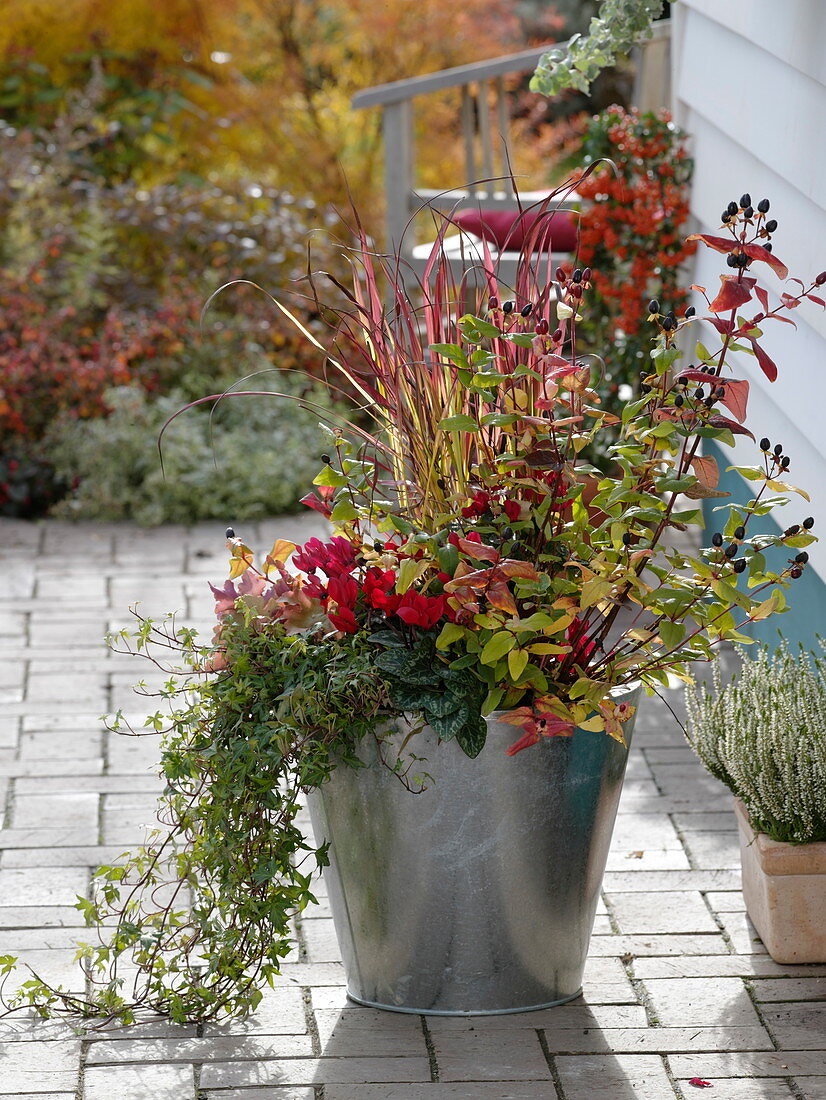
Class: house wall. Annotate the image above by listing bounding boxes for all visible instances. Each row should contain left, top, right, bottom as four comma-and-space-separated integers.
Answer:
672, 0, 826, 647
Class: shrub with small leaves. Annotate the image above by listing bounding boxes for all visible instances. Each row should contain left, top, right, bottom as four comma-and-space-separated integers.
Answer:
686, 643, 826, 844
47, 373, 344, 526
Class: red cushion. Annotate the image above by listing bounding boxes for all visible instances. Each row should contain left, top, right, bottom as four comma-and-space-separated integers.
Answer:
452, 207, 578, 253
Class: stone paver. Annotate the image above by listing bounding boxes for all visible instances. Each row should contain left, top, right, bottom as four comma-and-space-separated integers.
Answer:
2, 516, 825, 1100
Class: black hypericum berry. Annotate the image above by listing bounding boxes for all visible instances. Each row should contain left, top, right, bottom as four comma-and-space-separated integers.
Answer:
582, 267, 592, 281
765, 219, 778, 233
712, 532, 724, 547
795, 551, 809, 564
520, 302, 533, 317
570, 283, 583, 298
774, 444, 783, 456
791, 566, 803, 579
740, 193, 751, 208
555, 268, 567, 282
726, 254, 738, 268
786, 525, 800, 536
757, 198, 770, 213
760, 437, 771, 451
725, 543, 738, 559
321, 453, 332, 464
648, 299, 660, 314
685, 306, 696, 318
572, 268, 583, 283
225, 527, 235, 539
716, 387, 726, 398
488, 294, 499, 309
552, 328, 563, 342
662, 317, 675, 331
744, 206, 754, 219
734, 526, 746, 540
733, 559, 747, 574
640, 384, 652, 395
622, 532, 632, 546
696, 388, 705, 400
765, 243, 773, 252
678, 376, 688, 386
674, 395, 684, 407
804, 517, 815, 529
816, 272, 826, 286
503, 300, 514, 314
721, 211, 731, 224
536, 317, 549, 335
781, 456, 790, 468
727, 200, 738, 215
373, 540, 384, 552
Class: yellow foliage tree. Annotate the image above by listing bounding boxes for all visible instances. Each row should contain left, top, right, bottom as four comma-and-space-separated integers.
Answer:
0, 0, 545, 220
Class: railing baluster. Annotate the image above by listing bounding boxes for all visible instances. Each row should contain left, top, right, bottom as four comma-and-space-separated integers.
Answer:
477, 80, 494, 199
495, 76, 513, 200
461, 85, 476, 200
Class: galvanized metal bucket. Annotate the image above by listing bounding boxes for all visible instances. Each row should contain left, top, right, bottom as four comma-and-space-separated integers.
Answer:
307, 684, 639, 1016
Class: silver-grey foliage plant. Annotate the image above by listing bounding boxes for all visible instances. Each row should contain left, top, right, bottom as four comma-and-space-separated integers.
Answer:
686, 643, 826, 844
531, 0, 666, 97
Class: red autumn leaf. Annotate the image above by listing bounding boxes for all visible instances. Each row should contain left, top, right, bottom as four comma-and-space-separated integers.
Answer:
755, 284, 770, 312
708, 276, 756, 314
808, 293, 825, 307
487, 580, 518, 616
456, 538, 500, 563
741, 242, 788, 278
687, 1079, 713, 1089
749, 339, 778, 382
717, 378, 749, 423
707, 317, 735, 336
707, 415, 755, 439
690, 454, 719, 488
687, 233, 739, 253
781, 292, 801, 310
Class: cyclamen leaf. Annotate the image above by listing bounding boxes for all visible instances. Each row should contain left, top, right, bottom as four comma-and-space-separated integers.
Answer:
455, 715, 487, 758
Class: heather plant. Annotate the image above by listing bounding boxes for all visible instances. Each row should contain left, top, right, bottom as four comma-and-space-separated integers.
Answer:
686, 643, 826, 844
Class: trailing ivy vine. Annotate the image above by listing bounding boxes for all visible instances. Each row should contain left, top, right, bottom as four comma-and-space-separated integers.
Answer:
0, 611, 389, 1025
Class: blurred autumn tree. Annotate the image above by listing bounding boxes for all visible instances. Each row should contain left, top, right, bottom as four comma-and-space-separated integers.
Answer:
0, 0, 555, 217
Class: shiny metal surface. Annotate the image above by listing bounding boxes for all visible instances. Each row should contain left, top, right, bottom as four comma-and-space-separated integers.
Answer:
307, 685, 639, 1016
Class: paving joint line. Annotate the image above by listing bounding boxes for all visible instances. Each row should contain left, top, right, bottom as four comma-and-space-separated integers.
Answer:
420, 1015, 440, 1081
537, 1028, 566, 1099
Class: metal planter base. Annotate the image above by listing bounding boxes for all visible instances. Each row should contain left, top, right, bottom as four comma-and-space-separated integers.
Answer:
308, 691, 638, 1016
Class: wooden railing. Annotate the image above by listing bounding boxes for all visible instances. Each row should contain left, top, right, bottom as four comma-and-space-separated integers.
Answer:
351, 24, 672, 262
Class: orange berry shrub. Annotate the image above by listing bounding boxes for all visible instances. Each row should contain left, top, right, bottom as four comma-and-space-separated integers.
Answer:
573, 106, 694, 460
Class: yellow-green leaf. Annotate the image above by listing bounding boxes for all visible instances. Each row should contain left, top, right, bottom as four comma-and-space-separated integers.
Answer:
507, 648, 529, 681
396, 557, 429, 594
435, 622, 465, 650
766, 479, 810, 501
580, 577, 613, 609
481, 631, 516, 665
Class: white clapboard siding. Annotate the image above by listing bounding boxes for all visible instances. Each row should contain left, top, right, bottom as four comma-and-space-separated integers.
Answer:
672, 0, 826, 581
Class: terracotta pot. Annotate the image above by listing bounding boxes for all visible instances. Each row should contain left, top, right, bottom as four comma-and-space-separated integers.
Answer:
733, 798, 826, 964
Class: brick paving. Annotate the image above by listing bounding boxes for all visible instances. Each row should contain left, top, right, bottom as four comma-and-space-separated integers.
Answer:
1, 515, 825, 1100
